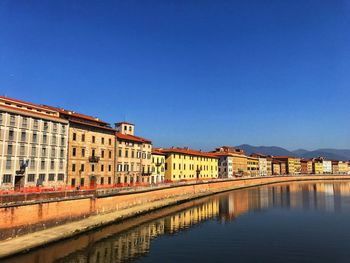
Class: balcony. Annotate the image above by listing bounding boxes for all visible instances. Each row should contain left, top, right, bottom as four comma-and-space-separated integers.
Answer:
89, 156, 100, 163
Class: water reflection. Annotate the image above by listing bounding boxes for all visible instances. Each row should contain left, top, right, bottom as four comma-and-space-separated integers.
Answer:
5, 181, 350, 263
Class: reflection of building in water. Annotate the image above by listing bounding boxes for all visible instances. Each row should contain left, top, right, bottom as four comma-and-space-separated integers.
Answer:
165, 200, 220, 233
219, 191, 250, 222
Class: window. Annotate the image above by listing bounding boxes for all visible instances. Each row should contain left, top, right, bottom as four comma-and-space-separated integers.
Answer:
108, 165, 112, 172
101, 164, 104, 172
30, 160, 35, 169
81, 163, 85, 172
43, 134, 47, 144
101, 150, 105, 158
41, 147, 47, 157
101, 137, 104, 144
7, 145, 13, 155
60, 149, 64, 158
33, 133, 37, 143
52, 135, 56, 145
71, 178, 76, 187
80, 178, 85, 186
3, 174, 12, 183
72, 148, 76, 157
50, 160, 55, 169
20, 145, 25, 156
132, 150, 135, 158
27, 174, 35, 182
57, 174, 64, 181
61, 137, 65, 146
73, 133, 77, 141
91, 164, 95, 172
6, 159, 11, 169
53, 123, 57, 133
92, 149, 95, 157
61, 126, 66, 134
33, 119, 39, 130
51, 148, 56, 158
59, 161, 63, 169
22, 117, 28, 128
100, 177, 104, 185
41, 160, 45, 170
43, 122, 49, 131
48, 174, 55, 181
81, 134, 85, 142
117, 163, 122, 172
108, 138, 112, 145
39, 174, 46, 182
8, 130, 14, 141
72, 164, 76, 172
92, 136, 95, 143
118, 149, 122, 157
10, 115, 16, 126
81, 148, 85, 157
125, 150, 128, 158
109, 151, 112, 159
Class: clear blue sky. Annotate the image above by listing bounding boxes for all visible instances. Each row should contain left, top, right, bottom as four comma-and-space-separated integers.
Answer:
1, 0, 349, 150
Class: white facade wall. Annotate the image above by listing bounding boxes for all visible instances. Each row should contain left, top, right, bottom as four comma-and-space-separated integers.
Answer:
258, 158, 268, 176
218, 156, 233, 178
323, 160, 332, 174
0, 109, 69, 189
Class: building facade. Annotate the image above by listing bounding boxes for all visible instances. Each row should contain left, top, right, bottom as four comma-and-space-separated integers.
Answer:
45, 106, 115, 188
115, 122, 152, 185
151, 148, 165, 184
213, 146, 247, 177
247, 156, 259, 177
0, 96, 69, 190
251, 154, 268, 176
338, 161, 348, 175
161, 147, 218, 181
274, 157, 301, 175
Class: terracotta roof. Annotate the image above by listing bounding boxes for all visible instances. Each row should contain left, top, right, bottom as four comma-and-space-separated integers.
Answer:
42, 105, 109, 125
160, 147, 218, 158
116, 133, 152, 144
212, 152, 247, 158
152, 148, 166, 156
0, 103, 64, 122
0, 96, 56, 112
273, 156, 298, 159
116, 121, 134, 126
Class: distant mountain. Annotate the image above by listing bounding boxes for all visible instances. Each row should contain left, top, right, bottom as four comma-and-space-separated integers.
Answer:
292, 149, 309, 156
236, 144, 296, 156
236, 144, 350, 161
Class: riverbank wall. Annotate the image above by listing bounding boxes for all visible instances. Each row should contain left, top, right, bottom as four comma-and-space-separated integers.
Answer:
1, 175, 350, 259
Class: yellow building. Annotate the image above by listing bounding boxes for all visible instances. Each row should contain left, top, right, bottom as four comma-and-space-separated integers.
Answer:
267, 157, 272, 176
160, 147, 218, 181
151, 148, 165, 184
313, 160, 323, 174
272, 160, 281, 175
212, 146, 247, 177
274, 157, 301, 175
247, 156, 259, 177
46, 106, 115, 188
338, 161, 348, 175
115, 122, 152, 185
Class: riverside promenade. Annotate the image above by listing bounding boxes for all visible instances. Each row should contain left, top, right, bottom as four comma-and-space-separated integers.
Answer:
1, 175, 350, 259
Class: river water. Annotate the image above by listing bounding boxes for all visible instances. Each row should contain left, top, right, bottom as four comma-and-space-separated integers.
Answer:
4, 181, 350, 263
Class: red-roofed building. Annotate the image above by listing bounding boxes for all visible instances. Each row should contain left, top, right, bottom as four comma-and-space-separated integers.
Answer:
158, 147, 218, 181
0, 96, 69, 190
115, 122, 153, 185
44, 105, 116, 188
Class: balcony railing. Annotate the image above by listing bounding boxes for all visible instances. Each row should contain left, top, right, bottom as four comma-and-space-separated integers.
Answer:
89, 156, 100, 163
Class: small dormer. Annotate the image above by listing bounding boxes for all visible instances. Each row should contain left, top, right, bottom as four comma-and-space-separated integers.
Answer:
115, 122, 135, 135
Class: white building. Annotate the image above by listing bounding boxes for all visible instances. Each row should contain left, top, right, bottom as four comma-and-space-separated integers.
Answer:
323, 160, 332, 174
216, 153, 234, 178
0, 96, 69, 190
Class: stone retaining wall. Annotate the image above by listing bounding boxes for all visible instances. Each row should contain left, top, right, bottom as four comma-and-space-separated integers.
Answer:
1, 175, 349, 240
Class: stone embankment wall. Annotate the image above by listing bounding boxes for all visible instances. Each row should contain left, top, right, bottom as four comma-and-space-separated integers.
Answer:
1, 175, 350, 240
